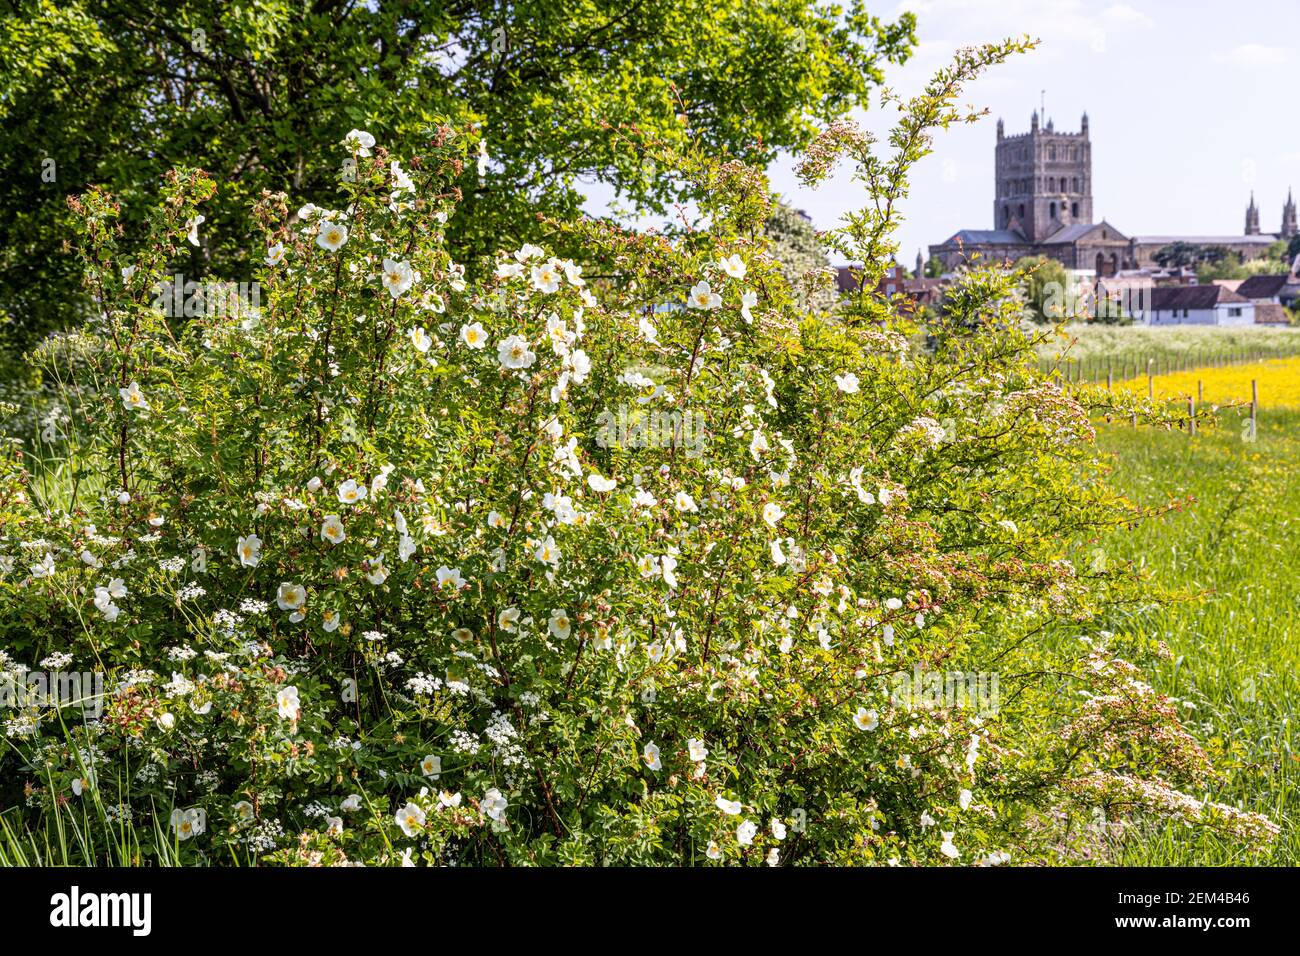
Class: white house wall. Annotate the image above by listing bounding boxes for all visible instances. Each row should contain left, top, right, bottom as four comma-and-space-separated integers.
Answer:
1216, 303, 1255, 325
1144, 303, 1255, 325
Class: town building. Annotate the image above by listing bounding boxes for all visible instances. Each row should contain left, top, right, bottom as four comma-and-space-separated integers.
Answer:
1145, 285, 1254, 326
1235, 257, 1300, 323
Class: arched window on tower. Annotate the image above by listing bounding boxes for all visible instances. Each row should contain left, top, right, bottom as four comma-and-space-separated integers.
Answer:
1018, 203, 1025, 219
1071, 201, 1079, 218
1049, 177, 1056, 192
1003, 205, 1010, 226
1050, 201, 1058, 220
1072, 177, 1079, 192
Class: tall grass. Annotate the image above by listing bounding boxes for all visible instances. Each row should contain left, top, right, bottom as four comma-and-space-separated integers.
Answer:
0, 776, 189, 867
1097, 409, 1300, 864
0, 715, 252, 867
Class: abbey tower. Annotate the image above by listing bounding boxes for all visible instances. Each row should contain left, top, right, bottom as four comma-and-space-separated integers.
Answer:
932, 111, 1289, 274
994, 111, 1093, 242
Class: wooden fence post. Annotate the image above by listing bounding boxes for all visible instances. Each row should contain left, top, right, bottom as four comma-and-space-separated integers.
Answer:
1188, 396, 1195, 435
1252, 379, 1258, 439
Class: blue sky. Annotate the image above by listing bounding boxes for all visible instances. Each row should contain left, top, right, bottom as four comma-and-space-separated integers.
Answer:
588, 0, 1300, 266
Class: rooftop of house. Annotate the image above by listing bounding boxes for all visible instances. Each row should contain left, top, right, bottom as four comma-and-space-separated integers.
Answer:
1254, 303, 1292, 324
1148, 285, 1249, 310
1236, 274, 1290, 300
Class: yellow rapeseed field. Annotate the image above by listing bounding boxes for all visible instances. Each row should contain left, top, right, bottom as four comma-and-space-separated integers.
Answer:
1117, 356, 1300, 409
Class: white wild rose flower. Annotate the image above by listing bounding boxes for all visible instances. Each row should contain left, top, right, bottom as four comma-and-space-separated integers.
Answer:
687, 280, 721, 310
316, 220, 348, 251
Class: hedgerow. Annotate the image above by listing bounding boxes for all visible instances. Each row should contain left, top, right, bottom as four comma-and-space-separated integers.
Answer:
0, 41, 1276, 865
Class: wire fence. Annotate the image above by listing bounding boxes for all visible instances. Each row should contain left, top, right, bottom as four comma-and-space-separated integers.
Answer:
1037, 346, 1292, 384
1044, 352, 1265, 437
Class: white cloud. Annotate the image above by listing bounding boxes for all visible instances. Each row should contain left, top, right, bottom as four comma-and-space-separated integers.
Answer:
890, 0, 1154, 69
1100, 4, 1155, 31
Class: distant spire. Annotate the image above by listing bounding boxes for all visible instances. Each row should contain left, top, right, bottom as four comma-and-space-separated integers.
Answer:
1246, 192, 1261, 235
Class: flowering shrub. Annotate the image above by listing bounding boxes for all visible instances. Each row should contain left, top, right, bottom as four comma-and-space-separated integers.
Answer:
0, 44, 1278, 865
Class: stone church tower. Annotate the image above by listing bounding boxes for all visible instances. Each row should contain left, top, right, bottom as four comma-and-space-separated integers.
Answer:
994, 111, 1093, 241
935, 112, 1284, 276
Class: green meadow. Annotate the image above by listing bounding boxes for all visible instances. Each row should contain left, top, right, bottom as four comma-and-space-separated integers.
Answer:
1098, 408, 1300, 864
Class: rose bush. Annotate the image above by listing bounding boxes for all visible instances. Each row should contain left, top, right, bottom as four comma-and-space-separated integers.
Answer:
0, 43, 1277, 865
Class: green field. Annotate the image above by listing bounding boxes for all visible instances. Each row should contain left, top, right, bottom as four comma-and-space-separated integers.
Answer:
1096, 409, 1300, 864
